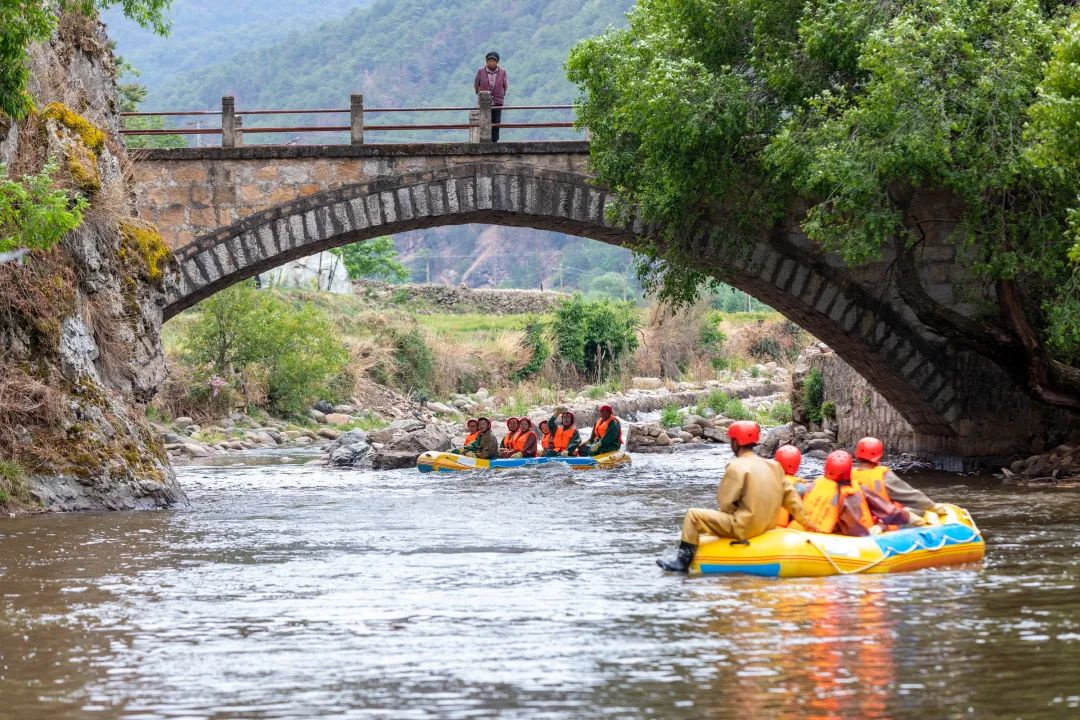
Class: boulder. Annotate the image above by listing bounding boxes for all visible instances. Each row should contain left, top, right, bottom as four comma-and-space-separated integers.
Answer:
308, 409, 326, 423
630, 376, 664, 390
329, 440, 373, 468
324, 413, 353, 426
372, 450, 421, 470
677, 431, 695, 443
806, 438, 833, 453
702, 427, 727, 443
313, 400, 334, 414
318, 428, 341, 440
332, 404, 357, 414
181, 443, 210, 458
426, 401, 459, 415
173, 417, 194, 427
655, 432, 672, 446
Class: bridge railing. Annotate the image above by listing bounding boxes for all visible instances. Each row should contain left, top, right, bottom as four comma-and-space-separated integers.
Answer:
119, 92, 581, 147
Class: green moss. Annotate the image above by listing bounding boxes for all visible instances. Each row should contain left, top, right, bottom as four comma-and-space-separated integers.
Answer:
119, 219, 171, 282
65, 145, 100, 194
41, 102, 106, 153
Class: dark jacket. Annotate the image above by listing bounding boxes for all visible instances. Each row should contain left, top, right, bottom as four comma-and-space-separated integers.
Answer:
465, 430, 499, 460
474, 67, 508, 106
587, 417, 622, 455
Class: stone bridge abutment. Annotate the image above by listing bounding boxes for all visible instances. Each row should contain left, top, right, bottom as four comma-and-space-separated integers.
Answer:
130, 142, 1079, 465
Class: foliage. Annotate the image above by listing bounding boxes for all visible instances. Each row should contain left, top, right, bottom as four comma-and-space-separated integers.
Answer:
0, 459, 29, 505
512, 319, 551, 381
660, 403, 683, 428
0, 161, 87, 254
183, 283, 349, 416
0, 0, 171, 119
699, 313, 727, 370
756, 400, 793, 427
697, 390, 751, 421
587, 271, 632, 300
331, 237, 408, 282
821, 400, 837, 422
551, 295, 639, 380
390, 327, 436, 397
117, 56, 185, 149
569, 0, 1080, 367
803, 368, 825, 425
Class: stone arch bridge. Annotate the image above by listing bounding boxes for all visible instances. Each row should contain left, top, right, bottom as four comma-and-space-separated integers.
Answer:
130, 141, 1076, 465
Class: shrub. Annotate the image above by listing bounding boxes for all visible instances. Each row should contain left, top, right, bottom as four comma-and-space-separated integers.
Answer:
821, 401, 837, 422
182, 284, 349, 416
0, 160, 87, 254
660, 403, 683, 428
727, 320, 808, 365
552, 295, 639, 380
512, 319, 551, 381
756, 400, 793, 426
803, 368, 825, 425
0, 459, 29, 505
331, 236, 408, 282
392, 327, 436, 397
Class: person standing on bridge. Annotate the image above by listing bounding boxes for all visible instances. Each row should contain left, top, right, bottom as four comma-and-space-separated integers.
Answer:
474, 51, 508, 142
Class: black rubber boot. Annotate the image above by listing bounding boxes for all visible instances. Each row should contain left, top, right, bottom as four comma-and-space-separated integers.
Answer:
656, 541, 697, 572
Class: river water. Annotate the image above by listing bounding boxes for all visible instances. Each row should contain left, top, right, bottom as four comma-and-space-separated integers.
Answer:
1, 447, 1078, 719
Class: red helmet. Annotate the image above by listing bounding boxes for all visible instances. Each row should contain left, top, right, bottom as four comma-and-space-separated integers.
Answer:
599, 404, 613, 415
855, 437, 884, 464
824, 450, 853, 481
727, 420, 760, 446
775, 445, 802, 475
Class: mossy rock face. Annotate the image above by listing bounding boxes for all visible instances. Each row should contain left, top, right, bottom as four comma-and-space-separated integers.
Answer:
65, 144, 100, 194
118, 219, 171, 282
41, 102, 106, 154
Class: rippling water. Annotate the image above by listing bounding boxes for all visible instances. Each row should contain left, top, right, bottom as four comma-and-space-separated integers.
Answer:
1, 448, 1078, 719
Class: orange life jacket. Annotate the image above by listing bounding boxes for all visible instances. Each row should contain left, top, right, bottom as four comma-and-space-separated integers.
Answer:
592, 416, 621, 443
553, 425, 576, 452
791, 477, 874, 535
774, 473, 802, 528
512, 430, 532, 452
502, 429, 519, 449
540, 430, 554, 451
851, 465, 891, 502
463, 431, 480, 446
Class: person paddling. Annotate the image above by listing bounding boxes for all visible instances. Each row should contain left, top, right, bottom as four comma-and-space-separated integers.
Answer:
657, 421, 815, 573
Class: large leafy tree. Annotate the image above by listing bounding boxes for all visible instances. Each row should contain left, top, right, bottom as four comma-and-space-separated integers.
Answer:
568, 0, 1080, 407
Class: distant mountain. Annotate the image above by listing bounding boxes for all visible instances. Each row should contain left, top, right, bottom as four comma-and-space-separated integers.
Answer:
105, 0, 639, 293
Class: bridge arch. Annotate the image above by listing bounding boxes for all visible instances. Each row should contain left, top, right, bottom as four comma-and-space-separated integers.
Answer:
162, 161, 960, 442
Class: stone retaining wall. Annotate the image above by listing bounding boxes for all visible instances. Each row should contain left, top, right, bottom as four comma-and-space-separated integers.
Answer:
793, 345, 917, 456
353, 279, 568, 315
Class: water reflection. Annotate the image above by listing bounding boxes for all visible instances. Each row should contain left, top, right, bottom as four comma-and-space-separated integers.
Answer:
0, 448, 1077, 719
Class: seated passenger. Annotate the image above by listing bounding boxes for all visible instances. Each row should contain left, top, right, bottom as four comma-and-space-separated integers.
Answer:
657, 421, 816, 572
509, 417, 538, 458
546, 411, 581, 457
454, 419, 480, 454
790, 450, 916, 536
772, 444, 808, 528
538, 420, 554, 455
463, 417, 499, 460
583, 404, 622, 456
499, 417, 521, 458
853, 437, 951, 517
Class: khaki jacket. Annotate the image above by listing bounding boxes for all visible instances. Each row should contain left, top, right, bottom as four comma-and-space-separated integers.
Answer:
718, 451, 811, 539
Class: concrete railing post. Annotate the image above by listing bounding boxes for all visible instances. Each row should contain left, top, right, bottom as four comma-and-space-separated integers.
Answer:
468, 109, 480, 143
477, 91, 493, 143
235, 115, 244, 147
221, 96, 236, 148
350, 93, 364, 145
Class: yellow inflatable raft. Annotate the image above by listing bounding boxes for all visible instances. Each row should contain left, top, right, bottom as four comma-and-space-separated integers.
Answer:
692, 504, 984, 577
417, 450, 631, 473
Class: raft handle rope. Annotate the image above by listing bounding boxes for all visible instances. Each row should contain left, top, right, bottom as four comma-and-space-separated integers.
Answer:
803, 523, 983, 576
